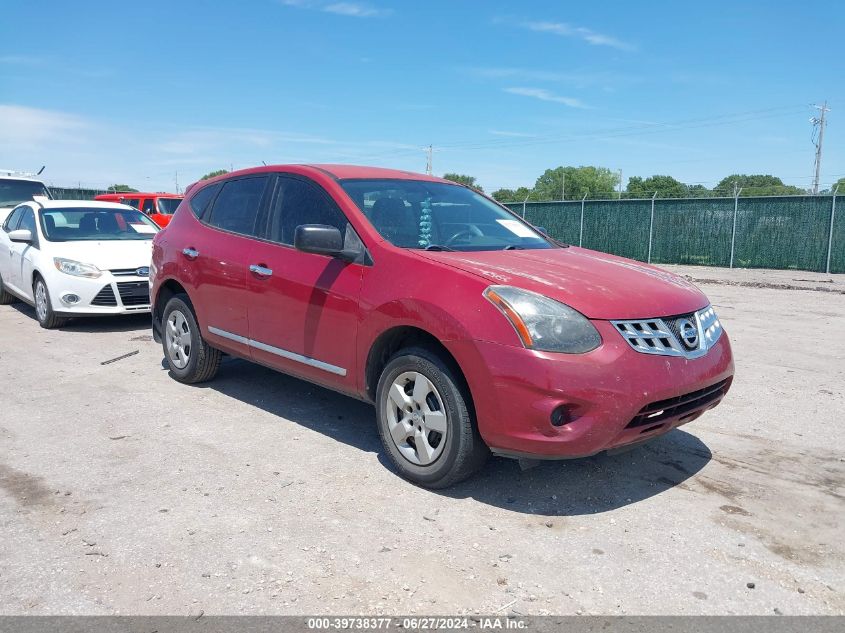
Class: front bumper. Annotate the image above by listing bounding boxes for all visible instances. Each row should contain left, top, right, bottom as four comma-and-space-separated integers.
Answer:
49, 272, 151, 316
449, 320, 734, 458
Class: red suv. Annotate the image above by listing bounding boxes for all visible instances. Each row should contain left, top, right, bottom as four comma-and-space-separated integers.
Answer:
151, 165, 734, 488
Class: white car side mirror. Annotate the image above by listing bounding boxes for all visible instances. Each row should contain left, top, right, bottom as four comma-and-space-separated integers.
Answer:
8, 229, 33, 243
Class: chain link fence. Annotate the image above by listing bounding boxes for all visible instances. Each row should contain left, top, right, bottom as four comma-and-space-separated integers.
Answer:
505, 195, 843, 274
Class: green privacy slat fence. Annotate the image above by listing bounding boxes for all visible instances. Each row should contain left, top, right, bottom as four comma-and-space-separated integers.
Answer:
833, 196, 845, 274
49, 186, 109, 200
505, 195, 844, 274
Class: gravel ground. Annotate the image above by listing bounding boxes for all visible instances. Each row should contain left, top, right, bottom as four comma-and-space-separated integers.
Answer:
0, 266, 843, 616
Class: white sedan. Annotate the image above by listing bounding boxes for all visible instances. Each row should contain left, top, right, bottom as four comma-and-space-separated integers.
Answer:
0, 200, 159, 328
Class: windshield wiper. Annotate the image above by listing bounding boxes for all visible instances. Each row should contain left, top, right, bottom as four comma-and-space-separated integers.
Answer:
423, 244, 456, 252
503, 244, 525, 250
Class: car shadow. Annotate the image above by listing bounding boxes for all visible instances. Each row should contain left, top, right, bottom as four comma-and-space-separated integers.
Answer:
8, 302, 150, 333
181, 356, 712, 517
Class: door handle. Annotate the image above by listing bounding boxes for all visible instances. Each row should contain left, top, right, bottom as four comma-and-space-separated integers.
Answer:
182, 247, 199, 260
249, 264, 273, 278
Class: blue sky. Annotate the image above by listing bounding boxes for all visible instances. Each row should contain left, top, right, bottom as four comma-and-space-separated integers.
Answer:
1, 0, 843, 194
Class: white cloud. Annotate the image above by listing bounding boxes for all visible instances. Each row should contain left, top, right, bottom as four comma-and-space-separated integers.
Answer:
504, 87, 589, 109
0, 104, 424, 189
0, 104, 90, 146
0, 55, 45, 66
279, 0, 390, 17
462, 66, 639, 89
489, 129, 537, 138
520, 20, 634, 51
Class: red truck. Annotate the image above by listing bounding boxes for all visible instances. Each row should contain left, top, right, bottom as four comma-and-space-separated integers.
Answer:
95, 192, 183, 228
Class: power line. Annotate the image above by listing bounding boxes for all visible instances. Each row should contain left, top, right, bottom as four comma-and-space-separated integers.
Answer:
353, 104, 808, 162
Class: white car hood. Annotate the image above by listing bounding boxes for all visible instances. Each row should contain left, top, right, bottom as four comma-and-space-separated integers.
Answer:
51, 239, 154, 271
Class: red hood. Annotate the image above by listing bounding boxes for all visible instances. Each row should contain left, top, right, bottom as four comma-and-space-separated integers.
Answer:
417, 247, 709, 320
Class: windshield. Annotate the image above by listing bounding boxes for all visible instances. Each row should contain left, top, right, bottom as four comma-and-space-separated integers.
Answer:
340, 179, 554, 252
0, 180, 51, 208
156, 198, 182, 215
39, 208, 160, 241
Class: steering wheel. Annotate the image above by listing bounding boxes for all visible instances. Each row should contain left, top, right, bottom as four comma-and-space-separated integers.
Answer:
445, 229, 478, 246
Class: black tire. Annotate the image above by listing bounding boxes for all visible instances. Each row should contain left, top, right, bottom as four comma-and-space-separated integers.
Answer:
161, 294, 221, 384
375, 346, 488, 488
0, 272, 17, 305
33, 276, 68, 329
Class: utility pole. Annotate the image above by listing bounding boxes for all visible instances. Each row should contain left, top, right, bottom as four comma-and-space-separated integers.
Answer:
618, 169, 623, 199
811, 102, 830, 195
425, 145, 433, 175
175, 171, 180, 194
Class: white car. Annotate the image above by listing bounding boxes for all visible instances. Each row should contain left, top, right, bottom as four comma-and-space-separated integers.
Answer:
0, 199, 159, 328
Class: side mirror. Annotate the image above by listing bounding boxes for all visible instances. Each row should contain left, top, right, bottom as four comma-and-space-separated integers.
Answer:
8, 229, 33, 243
535, 226, 549, 235
294, 224, 356, 260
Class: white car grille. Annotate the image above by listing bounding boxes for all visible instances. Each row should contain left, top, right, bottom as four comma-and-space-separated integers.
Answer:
612, 306, 723, 359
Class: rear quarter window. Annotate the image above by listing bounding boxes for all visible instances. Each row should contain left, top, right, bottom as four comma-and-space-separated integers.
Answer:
189, 183, 221, 219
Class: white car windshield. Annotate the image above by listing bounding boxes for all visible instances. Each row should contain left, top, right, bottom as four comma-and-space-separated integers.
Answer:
340, 179, 554, 252
39, 208, 160, 241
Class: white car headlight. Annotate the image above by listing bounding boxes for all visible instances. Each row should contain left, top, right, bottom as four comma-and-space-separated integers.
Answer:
484, 285, 601, 353
54, 258, 102, 278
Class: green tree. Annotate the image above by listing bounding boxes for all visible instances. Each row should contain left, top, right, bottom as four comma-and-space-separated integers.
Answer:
713, 174, 805, 197
491, 187, 536, 202
831, 177, 845, 194
107, 184, 138, 193
200, 169, 229, 180
533, 166, 619, 201
626, 175, 688, 199
686, 184, 713, 198
442, 173, 483, 192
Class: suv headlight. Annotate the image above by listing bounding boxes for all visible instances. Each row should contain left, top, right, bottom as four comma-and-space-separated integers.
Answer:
54, 258, 101, 278
484, 285, 601, 353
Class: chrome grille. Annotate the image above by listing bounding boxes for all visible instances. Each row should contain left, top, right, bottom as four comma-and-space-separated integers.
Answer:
612, 306, 723, 359
110, 267, 149, 277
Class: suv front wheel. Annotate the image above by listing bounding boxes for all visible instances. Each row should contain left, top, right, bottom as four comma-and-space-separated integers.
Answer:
161, 294, 221, 383
375, 347, 488, 488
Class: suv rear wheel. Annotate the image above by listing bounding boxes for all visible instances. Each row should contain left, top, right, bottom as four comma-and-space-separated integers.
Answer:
375, 347, 488, 488
162, 294, 221, 383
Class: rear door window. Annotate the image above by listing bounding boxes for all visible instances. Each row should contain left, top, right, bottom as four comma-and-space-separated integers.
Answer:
206, 177, 269, 237
141, 198, 155, 215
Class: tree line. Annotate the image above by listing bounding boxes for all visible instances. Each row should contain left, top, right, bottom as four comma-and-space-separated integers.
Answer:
107, 169, 844, 201
443, 168, 845, 202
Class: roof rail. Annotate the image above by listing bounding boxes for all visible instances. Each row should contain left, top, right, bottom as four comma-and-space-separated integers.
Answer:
0, 168, 43, 179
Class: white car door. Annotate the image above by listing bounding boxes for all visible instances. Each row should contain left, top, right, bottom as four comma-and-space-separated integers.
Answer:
0, 206, 25, 293
9, 205, 37, 298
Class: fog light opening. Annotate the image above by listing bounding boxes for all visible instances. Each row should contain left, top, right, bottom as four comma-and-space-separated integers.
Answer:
61, 293, 80, 305
550, 405, 575, 428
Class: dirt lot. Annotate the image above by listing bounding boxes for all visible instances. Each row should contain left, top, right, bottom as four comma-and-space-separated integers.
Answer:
0, 266, 843, 616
